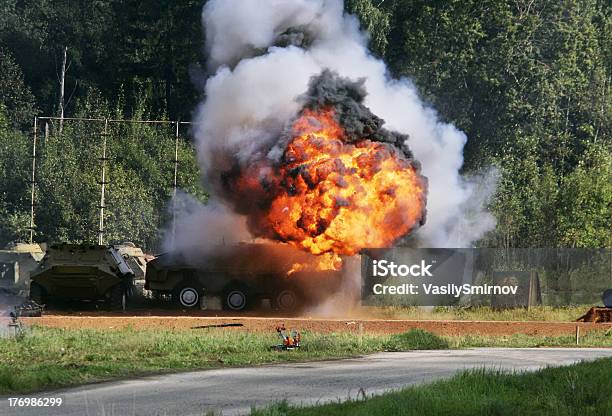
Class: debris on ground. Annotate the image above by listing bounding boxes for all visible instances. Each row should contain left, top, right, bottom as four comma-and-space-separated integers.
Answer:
271, 324, 301, 351
576, 307, 612, 323
191, 323, 244, 329
10, 300, 45, 318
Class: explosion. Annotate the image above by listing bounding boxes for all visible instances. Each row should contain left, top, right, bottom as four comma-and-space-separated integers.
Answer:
225, 71, 427, 259
268, 107, 426, 256
176, 0, 498, 270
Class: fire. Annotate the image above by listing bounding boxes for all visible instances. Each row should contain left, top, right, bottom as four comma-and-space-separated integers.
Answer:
287, 252, 343, 275
229, 105, 426, 260
266, 107, 426, 256
287, 262, 306, 276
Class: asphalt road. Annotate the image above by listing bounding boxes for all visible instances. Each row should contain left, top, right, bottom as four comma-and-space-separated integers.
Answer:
2, 348, 612, 416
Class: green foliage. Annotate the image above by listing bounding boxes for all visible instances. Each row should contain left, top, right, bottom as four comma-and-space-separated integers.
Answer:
487, 141, 611, 248
3, 325, 608, 394
0, 104, 32, 244
0, 327, 386, 393
376, 0, 611, 247
252, 358, 612, 415
0, 0, 203, 121
383, 329, 449, 351
0, 0, 610, 248
345, 0, 391, 56
452, 329, 612, 349
371, 305, 593, 322
556, 144, 612, 247
0, 48, 37, 128
0, 91, 205, 250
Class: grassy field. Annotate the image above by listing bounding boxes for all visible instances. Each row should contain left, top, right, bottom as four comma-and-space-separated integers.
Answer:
448, 329, 612, 348
252, 358, 612, 415
368, 305, 593, 321
0, 326, 610, 394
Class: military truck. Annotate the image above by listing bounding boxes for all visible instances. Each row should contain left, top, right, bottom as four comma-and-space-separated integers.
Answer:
145, 243, 343, 311
29, 243, 137, 308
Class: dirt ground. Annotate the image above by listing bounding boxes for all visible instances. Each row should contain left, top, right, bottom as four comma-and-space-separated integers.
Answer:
24, 313, 612, 337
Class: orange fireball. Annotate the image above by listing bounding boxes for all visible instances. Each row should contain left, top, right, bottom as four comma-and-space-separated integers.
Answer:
266, 107, 426, 256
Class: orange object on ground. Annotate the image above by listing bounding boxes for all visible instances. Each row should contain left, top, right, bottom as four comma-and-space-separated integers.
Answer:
274, 324, 301, 350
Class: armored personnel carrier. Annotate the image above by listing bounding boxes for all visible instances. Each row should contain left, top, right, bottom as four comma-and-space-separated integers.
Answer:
0, 243, 45, 293
29, 243, 137, 308
145, 243, 343, 311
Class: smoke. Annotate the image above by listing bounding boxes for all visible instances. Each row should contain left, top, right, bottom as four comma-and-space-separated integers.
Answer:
184, 0, 496, 250
305, 255, 362, 317
0, 289, 22, 337
293, 69, 415, 155
163, 191, 251, 260
213, 70, 427, 255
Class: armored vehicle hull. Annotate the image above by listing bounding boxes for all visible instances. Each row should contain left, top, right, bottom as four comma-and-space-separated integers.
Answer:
145, 243, 343, 311
29, 244, 136, 308
0, 243, 45, 292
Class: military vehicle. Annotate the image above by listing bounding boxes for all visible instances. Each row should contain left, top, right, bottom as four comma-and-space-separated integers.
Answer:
0, 243, 45, 293
113, 242, 151, 281
145, 243, 343, 311
29, 243, 138, 308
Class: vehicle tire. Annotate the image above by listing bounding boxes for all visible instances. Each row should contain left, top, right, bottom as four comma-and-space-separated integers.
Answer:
108, 284, 126, 310
273, 288, 302, 313
29, 282, 46, 305
223, 284, 251, 311
173, 285, 201, 308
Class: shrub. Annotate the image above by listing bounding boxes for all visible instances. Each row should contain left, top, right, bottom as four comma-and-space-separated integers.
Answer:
384, 329, 449, 351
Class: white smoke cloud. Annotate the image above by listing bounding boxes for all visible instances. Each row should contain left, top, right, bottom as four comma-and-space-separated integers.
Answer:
187, 0, 496, 249
164, 192, 251, 259
0, 290, 22, 338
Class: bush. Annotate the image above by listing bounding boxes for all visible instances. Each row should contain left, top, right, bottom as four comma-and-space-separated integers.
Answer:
384, 329, 449, 351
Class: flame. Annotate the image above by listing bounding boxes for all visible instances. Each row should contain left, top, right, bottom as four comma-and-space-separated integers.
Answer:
231, 107, 426, 259
287, 262, 306, 276
287, 252, 343, 275
266, 107, 426, 256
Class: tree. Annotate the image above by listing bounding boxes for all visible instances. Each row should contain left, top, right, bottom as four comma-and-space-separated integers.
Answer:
0, 48, 37, 128
0, 0, 609, 249
28, 90, 206, 250
0, 104, 31, 245
556, 144, 612, 247
377, 0, 611, 247
345, 0, 392, 57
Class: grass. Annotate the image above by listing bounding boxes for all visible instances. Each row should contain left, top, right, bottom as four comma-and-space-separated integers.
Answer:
251, 358, 612, 416
0, 327, 426, 394
0, 326, 609, 394
384, 328, 449, 350
448, 329, 612, 348
368, 305, 594, 321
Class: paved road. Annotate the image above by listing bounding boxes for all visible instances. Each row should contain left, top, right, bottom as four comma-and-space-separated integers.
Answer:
2, 348, 611, 416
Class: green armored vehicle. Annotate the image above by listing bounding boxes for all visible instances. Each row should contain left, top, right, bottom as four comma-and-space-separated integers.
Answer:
29, 243, 136, 308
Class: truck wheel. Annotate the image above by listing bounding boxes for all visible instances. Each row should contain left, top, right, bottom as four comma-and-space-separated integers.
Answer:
174, 286, 200, 308
223, 285, 250, 311
29, 282, 46, 305
273, 288, 302, 313
108, 284, 127, 310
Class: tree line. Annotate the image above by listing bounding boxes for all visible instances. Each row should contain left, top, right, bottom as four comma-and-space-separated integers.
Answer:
0, 0, 610, 250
